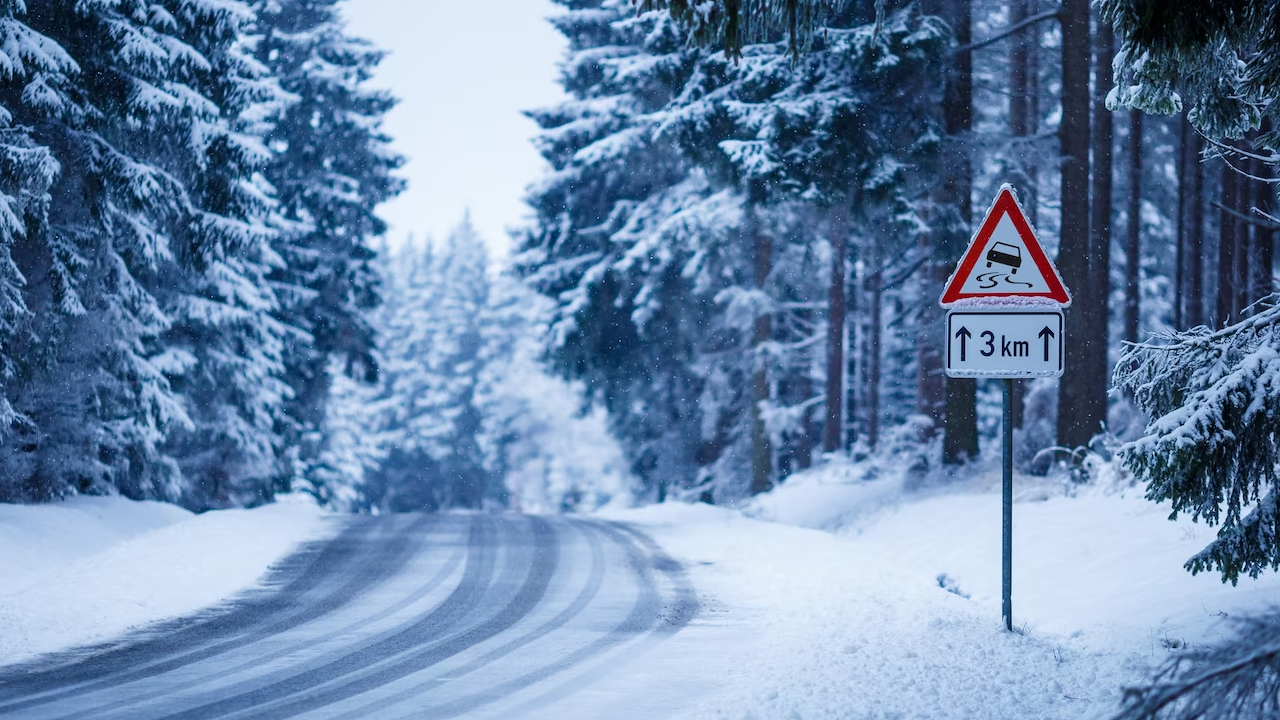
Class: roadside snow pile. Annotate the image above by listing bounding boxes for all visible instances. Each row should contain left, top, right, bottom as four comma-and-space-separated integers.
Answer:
610, 461, 1280, 720
0, 495, 334, 667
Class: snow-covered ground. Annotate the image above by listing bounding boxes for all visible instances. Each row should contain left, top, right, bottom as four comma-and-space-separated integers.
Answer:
0, 495, 334, 667
603, 462, 1280, 720
4, 465, 1278, 719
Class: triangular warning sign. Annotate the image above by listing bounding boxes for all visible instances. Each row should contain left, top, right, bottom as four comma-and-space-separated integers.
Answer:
940, 185, 1072, 307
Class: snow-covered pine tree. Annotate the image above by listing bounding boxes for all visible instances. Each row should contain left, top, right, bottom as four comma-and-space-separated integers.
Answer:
653, 3, 945, 492
638, 0, 853, 59
126, 0, 300, 509
0, 3, 69, 499
0, 0, 399, 508
521, 0, 947, 500
368, 220, 497, 511
2, 0, 219, 501
1116, 297, 1280, 583
255, 0, 403, 503
1099, 0, 1280, 144
477, 261, 631, 513
516, 1, 711, 502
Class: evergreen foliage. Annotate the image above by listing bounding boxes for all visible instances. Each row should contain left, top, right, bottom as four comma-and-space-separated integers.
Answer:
319, 219, 628, 513
0, 0, 399, 508
1100, 0, 1280, 147
256, 0, 404, 504
518, 0, 945, 500
1116, 297, 1280, 584
1115, 605, 1280, 720
637, 0, 860, 59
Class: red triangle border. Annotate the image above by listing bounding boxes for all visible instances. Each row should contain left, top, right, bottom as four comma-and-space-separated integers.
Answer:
939, 186, 1072, 307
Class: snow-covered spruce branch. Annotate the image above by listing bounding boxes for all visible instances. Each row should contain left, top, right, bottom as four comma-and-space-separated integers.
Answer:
1114, 608, 1280, 720
1114, 295, 1280, 583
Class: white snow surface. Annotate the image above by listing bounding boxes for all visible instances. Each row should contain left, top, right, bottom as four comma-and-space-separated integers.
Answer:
600, 461, 1280, 720
0, 494, 333, 667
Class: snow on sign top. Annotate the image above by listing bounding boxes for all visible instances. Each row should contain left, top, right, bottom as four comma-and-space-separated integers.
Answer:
939, 185, 1072, 307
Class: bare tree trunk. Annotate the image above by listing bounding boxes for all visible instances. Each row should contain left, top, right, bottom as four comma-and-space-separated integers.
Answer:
750, 208, 773, 495
1255, 149, 1275, 301
1085, 15, 1115, 428
1124, 111, 1143, 344
1218, 162, 1239, 327
1056, 0, 1099, 450
1175, 114, 1188, 329
824, 204, 848, 453
1007, 0, 1036, 428
1188, 131, 1206, 328
797, 400, 813, 470
866, 233, 882, 451
1009, 0, 1031, 139
1026, 0, 1040, 228
1234, 155, 1251, 317
916, 233, 946, 438
941, 0, 978, 464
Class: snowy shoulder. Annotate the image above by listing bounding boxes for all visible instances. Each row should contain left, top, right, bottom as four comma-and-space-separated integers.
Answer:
0, 494, 336, 667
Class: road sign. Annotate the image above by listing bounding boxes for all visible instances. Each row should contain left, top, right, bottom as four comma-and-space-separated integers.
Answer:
938, 186, 1074, 635
940, 185, 1072, 307
946, 310, 1063, 378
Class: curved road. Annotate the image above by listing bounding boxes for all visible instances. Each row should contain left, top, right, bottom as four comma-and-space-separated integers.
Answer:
0, 514, 697, 719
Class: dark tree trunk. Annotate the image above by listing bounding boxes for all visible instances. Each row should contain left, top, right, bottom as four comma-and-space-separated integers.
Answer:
1057, 0, 1100, 450
1218, 162, 1239, 327
1124, 111, 1143, 344
940, 0, 978, 464
824, 204, 848, 453
866, 233, 882, 451
1234, 156, 1251, 317
1009, 0, 1031, 138
750, 209, 773, 495
916, 231, 946, 438
1007, 0, 1037, 427
1086, 15, 1115, 420
1026, 1, 1040, 227
1174, 114, 1188, 328
1255, 152, 1275, 301
797, 401, 814, 470
1188, 131, 1206, 328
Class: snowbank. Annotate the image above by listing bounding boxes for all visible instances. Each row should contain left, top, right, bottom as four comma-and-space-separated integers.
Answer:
605, 463, 1280, 720
0, 495, 334, 667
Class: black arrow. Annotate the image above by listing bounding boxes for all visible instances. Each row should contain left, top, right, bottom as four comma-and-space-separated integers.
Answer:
1038, 326, 1055, 362
956, 326, 972, 361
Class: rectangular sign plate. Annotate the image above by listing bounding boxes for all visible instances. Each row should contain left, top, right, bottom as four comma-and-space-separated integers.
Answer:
946, 310, 1063, 378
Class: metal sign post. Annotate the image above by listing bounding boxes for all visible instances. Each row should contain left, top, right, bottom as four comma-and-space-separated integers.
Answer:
1002, 379, 1013, 631
939, 185, 1071, 633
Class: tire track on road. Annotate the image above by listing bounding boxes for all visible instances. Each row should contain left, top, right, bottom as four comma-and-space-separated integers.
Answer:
222, 515, 558, 720
325, 516, 606, 719
0, 514, 393, 713
417, 518, 696, 720
60, 514, 469, 720
148, 514, 511, 720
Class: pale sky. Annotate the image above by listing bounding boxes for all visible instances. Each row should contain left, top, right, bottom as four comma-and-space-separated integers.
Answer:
343, 0, 568, 254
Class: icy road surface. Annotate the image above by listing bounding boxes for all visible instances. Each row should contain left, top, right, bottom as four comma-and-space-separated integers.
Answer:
0, 514, 696, 719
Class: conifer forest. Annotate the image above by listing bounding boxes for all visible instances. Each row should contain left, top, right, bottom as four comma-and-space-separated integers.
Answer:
3, 1, 1280, 718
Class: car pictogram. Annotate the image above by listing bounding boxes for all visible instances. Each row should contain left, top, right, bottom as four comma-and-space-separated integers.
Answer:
986, 242, 1022, 273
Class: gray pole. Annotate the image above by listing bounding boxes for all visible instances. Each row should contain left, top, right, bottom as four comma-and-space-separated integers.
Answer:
1002, 378, 1014, 632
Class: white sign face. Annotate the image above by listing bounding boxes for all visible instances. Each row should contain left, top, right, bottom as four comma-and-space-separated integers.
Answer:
946, 310, 1064, 378
954, 214, 1055, 296
939, 185, 1072, 307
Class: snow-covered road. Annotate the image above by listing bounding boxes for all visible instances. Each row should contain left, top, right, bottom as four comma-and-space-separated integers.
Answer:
0, 514, 696, 719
